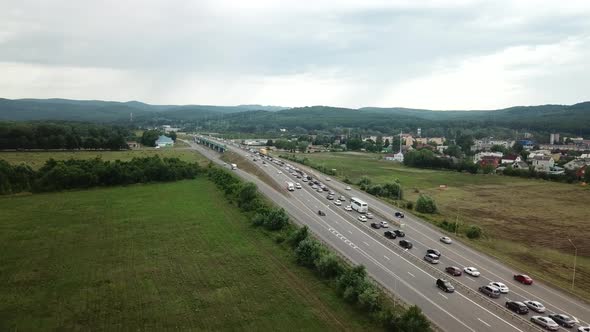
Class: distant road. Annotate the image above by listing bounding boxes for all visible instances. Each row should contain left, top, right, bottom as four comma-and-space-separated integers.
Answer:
185, 139, 589, 332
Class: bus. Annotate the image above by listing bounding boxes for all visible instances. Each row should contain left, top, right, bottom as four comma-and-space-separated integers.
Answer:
350, 197, 368, 213
286, 182, 295, 191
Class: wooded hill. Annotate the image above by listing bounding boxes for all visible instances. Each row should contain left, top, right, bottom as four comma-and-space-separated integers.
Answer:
1, 98, 589, 135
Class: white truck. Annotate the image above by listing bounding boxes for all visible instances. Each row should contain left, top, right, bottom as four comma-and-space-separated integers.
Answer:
231, 163, 237, 170
286, 182, 295, 191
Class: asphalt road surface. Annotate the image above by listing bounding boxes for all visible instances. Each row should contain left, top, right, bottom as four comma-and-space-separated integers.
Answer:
186, 138, 589, 332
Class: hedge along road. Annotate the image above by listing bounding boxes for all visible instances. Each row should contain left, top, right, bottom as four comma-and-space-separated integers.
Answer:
186, 139, 542, 332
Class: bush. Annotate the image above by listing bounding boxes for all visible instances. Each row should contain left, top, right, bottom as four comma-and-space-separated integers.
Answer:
466, 225, 483, 239
406, 201, 414, 210
398, 305, 431, 332
294, 238, 323, 267
416, 194, 438, 214
288, 225, 309, 247
315, 252, 344, 278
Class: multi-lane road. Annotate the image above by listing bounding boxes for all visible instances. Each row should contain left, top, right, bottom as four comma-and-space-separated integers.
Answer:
187, 138, 589, 332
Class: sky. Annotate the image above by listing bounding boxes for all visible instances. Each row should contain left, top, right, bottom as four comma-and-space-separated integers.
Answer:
1, 0, 589, 110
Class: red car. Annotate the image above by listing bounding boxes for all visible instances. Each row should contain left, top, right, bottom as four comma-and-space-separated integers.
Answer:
514, 274, 533, 285
445, 266, 462, 276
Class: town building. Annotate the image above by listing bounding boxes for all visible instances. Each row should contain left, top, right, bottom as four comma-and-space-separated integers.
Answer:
512, 161, 529, 170
473, 152, 503, 163
155, 135, 174, 147
479, 156, 501, 169
126, 141, 140, 149
501, 154, 521, 164
563, 158, 590, 171
531, 155, 555, 172
471, 138, 515, 151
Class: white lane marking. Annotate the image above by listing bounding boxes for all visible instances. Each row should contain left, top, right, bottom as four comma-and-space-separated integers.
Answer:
478, 318, 491, 327
384, 255, 390, 260
407, 272, 415, 278
348, 230, 353, 234
363, 241, 370, 247
438, 292, 448, 299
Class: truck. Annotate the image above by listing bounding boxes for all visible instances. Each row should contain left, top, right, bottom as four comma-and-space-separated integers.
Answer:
286, 182, 295, 191
231, 163, 237, 170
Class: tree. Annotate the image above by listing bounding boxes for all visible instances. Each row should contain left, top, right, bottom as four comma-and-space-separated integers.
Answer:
456, 134, 474, 153
398, 305, 431, 332
383, 138, 390, 148
512, 141, 524, 153
169, 131, 177, 141
298, 141, 310, 152
443, 145, 462, 158
466, 225, 483, 239
346, 138, 363, 151
266, 139, 274, 146
141, 130, 160, 147
416, 194, 438, 214
295, 238, 323, 267
585, 168, 590, 183
490, 144, 507, 154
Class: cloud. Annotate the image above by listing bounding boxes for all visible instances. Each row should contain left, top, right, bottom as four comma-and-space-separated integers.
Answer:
0, 0, 589, 108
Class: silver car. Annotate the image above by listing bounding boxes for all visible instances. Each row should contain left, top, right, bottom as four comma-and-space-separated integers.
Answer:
530, 316, 558, 331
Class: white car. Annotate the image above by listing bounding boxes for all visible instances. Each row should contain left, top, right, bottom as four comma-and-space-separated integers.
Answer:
578, 326, 590, 332
463, 267, 480, 277
366, 213, 374, 219
489, 282, 509, 293
346, 186, 351, 190
344, 205, 352, 211
334, 200, 342, 206
530, 316, 558, 331
380, 221, 389, 228
440, 236, 452, 244
326, 177, 331, 181
524, 300, 546, 313
277, 171, 282, 174
295, 183, 302, 189
358, 215, 367, 222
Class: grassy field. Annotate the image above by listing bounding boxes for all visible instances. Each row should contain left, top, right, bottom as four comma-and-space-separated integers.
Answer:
0, 179, 382, 331
284, 152, 590, 300
0, 148, 207, 169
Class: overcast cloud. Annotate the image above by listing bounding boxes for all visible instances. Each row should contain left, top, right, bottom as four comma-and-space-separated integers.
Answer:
1, 0, 589, 109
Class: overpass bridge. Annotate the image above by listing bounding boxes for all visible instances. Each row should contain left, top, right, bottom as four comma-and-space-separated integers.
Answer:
194, 136, 227, 152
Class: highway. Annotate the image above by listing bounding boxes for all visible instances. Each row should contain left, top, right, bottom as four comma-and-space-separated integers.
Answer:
187, 138, 589, 332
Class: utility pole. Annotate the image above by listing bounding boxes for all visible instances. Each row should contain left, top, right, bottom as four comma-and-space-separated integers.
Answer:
568, 239, 577, 290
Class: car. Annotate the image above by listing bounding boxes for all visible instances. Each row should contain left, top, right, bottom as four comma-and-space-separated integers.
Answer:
366, 213, 374, 219
445, 266, 462, 276
394, 212, 405, 218
578, 326, 590, 332
399, 240, 413, 249
338, 195, 346, 201
313, 180, 320, 185
295, 183, 302, 189
308, 181, 314, 186
436, 278, 455, 293
530, 316, 559, 331
489, 282, 509, 293
505, 300, 529, 315
312, 185, 318, 189
344, 205, 352, 211
346, 186, 351, 190
384, 231, 397, 239
424, 253, 439, 264
264, 163, 268, 167
323, 187, 329, 192
326, 195, 335, 200
523, 300, 546, 313
426, 249, 441, 258
548, 314, 576, 328
334, 200, 342, 206
514, 274, 533, 285
326, 177, 331, 181
380, 221, 389, 228
393, 230, 405, 237
358, 215, 367, 222
302, 178, 308, 182
463, 267, 480, 277
329, 191, 335, 195
316, 188, 323, 193
371, 223, 381, 229
277, 170, 282, 174
318, 210, 326, 216
478, 285, 501, 298
440, 236, 452, 244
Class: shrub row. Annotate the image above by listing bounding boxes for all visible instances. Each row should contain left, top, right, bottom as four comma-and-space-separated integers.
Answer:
358, 176, 404, 200
0, 156, 201, 194
206, 164, 432, 332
